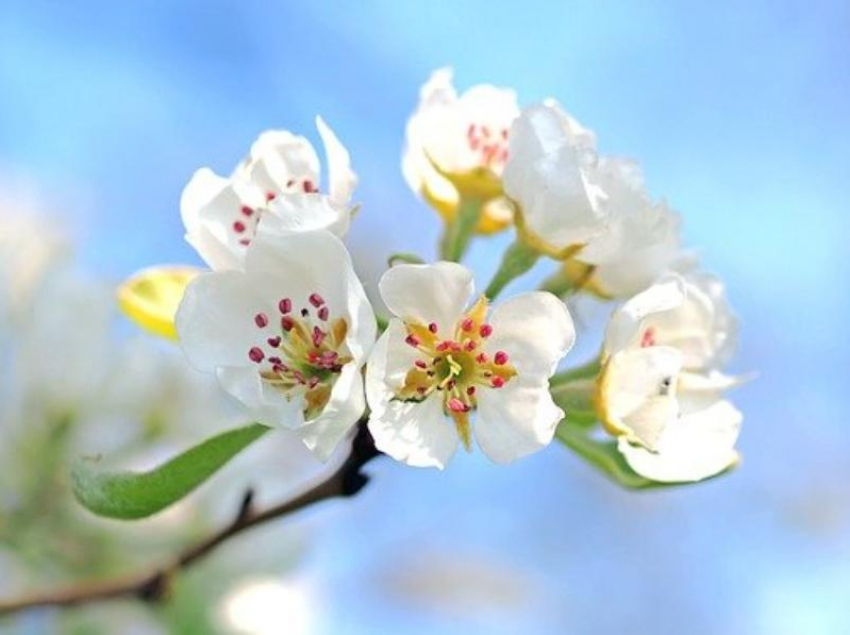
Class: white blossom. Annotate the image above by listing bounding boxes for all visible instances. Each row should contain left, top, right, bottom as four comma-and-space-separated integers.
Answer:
402, 67, 520, 233
366, 262, 575, 468
176, 229, 376, 460
597, 274, 744, 482
181, 117, 357, 270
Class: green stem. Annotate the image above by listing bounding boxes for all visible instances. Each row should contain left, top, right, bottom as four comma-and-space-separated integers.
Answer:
484, 239, 540, 300
439, 198, 482, 262
549, 356, 601, 387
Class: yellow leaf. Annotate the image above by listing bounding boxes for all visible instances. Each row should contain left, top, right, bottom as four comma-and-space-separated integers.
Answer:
117, 266, 203, 340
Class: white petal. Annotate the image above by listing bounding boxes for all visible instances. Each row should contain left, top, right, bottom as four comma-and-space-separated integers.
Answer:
261, 193, 350, 238
379, 262, 473, 332
242, 130, 320, 195
217, 366, 305, 429
180, 168, 262, 270
486, 291, 575, 384
299, 363, 365, 461
474, 380, 564, 464
604, 275, 685, 356
619, 399, 742, 483
503, 104, 606, 251
316, 116, 357, 205
599, 347, 683, 450
366, 329, 458, 468
176, 270, 273, 371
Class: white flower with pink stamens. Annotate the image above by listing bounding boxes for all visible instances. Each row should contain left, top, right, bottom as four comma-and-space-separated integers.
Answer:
176, 229, 376, 460
597, 273, 744, 482
365, 262, 575, 468
503, 101, 608, 258
402, 68, 520, 233
180, 117, 357, 271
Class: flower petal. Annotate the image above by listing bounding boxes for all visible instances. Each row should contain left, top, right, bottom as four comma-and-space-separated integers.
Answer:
486, 291, 575, 384
316, 116, 357, 205
379, 262, 473, 332
598, 346, 683, 449
260, 193, 350, 238
299, 363, 365, 461
474, 380, 564, 463
604, 275, 685, 356
241, 130, 320, 195
618, 399, 742, 483
217, 365, 305, 429
366, 327, 459, 468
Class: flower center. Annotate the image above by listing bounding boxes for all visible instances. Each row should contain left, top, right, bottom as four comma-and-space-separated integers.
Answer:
246, 291, 350, 419
231, 178, 320, 248
395, 296, 517, 449
466, 123, 510, 170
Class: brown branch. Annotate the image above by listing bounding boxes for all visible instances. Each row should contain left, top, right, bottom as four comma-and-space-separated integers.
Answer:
0, 421, 381, 619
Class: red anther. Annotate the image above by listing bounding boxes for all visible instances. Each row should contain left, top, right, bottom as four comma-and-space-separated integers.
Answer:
309, 293, 325, 308
501, 128, 508, 140
428, 322, 438, 334
302, 180, 317, 193
479, 324, 493, 338
268, 356, 282, 365
436, 341, 450, 352
233, 221, 246, 233
447, 398, 467, 413
292, 370, 306, 384
494, 351, 509, 365
461, 317, 474, 332
312, 326, 326, 348
405, 334, 420, 348
286, 179, 295, 188
415, 360, 428, 369
267, 336, 282, 348
266, 191, 276, 202
464, 339, 477, 352
254, 312, 269, 328
417, 386, 427, 394
467, 386, 476, 396
281, 316, 295, 332
248, 347, 264, 363
308, 376, 320, 389
318, 306, 329, 321
239, 238, 251, 246
475, 352, 489, 364
641, 328, 656, 348
491, 376, 505, 388
278, 298, 292, 314
240, 205, 254, 217
272, 363, 285, 373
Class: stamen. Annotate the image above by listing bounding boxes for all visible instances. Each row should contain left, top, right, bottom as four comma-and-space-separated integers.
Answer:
475, 352, 489, 364
464, 339, 477, 352
467, 386, 476, 396
281, 316, 295, 332
461, 317, 474, 332
447, 398, 468, 413
312, 326, 326, 348
491, 376, 505, 388
494, 351, 509, 366
240, 205, 254, 217
233, 221, 246, 233
254, 313, 269, 328
309, 293, 325, 308
415, 360, 428, 369
266, 191, 276, 202
248, 347, 264, 363
318, 306, 329, 321
428, 322, 438, 334
479, 324, 493, 338
278, 298, 292, 314
405, 334, 420, 348
267, 336, 282, 348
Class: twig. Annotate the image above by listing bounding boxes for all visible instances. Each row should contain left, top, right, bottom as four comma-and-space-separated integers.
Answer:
0, 421, 381, 618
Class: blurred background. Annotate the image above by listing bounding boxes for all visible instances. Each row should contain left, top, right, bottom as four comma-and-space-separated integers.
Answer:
1, 0, 848, 633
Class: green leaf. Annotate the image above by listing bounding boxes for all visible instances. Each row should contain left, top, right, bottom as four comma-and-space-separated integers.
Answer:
555, 422, 735, 489
72, 423, 270, 519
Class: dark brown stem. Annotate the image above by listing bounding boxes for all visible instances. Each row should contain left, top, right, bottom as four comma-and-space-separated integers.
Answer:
0, 421, 380, 618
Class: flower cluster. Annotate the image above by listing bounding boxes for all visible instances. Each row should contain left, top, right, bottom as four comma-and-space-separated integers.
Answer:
120, 68, 747, 484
